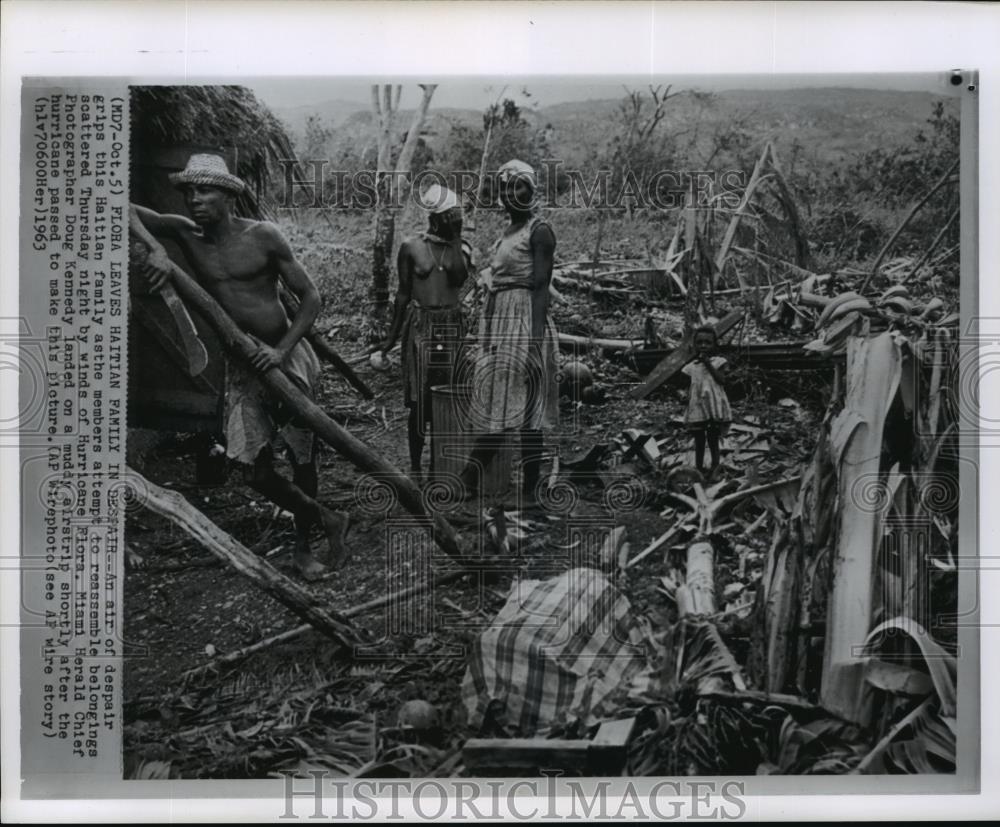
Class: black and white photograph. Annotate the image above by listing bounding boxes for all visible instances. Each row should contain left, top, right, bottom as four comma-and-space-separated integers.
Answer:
122, 75, 969, 781
4, 1, 998, 822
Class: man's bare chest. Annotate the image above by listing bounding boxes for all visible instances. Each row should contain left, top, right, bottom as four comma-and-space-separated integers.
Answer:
183, 234, 271, 283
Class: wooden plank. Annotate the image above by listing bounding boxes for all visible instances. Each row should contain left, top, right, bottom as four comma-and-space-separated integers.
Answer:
629, 309, 743, 399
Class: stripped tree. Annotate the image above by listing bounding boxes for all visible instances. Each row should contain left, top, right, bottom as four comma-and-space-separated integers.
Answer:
370, 83, 437, 328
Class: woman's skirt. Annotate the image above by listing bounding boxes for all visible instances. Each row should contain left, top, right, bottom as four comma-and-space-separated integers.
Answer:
471, 287, 559, 433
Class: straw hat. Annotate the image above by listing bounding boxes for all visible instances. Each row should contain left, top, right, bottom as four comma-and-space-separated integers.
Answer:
169, 154, 246, 194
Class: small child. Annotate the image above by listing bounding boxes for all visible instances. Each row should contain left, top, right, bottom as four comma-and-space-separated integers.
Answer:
682, 326, 732, 478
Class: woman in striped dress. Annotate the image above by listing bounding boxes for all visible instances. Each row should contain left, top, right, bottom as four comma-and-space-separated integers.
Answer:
460, 159, 559, 502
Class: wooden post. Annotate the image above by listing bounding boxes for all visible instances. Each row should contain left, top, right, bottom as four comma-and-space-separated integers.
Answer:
162, 260, 466, 563
125, 468, 365, 648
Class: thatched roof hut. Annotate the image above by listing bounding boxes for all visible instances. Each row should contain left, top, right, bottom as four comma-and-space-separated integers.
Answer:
130, 84, 296, 218
128, 85, 296, 440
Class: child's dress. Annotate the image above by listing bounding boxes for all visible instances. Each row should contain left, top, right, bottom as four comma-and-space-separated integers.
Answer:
682, 356, 732, 434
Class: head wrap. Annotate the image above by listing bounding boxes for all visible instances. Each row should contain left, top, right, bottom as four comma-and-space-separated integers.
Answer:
497, 159, 538, 211
497, 159, 537, 191
169, 153, 246, 195
421, 183, 460, 214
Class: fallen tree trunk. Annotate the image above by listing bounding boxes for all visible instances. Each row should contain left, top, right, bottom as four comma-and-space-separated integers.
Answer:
557, 331, 644, 352
162, 260, 464, 562
676, 539, 716, 616
125, 468, 365, 648
552, 272, 636, 298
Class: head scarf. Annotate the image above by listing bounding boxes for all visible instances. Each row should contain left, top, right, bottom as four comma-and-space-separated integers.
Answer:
497, 159, 538, 211
421, 183, 460, 214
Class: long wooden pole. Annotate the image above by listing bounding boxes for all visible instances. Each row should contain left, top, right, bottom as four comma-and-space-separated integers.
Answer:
163, 260, 465, 563
125, 468, 365, 648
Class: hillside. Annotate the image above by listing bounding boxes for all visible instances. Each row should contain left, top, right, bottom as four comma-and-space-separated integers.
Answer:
271, 86, 959, 170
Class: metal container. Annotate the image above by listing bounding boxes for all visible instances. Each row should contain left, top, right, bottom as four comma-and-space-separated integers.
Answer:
430, 385, 512, 497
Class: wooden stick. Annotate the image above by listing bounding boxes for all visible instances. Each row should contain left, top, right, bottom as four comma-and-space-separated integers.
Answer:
126, 468, 365, 648
182, 568, 470, 678
162, 260, 465, 563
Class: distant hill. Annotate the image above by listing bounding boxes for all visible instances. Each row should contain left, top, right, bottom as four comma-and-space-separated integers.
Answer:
271, 87, 958, 171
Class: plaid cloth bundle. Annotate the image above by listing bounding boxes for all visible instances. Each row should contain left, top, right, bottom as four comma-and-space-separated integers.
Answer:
461, 567, 647, 736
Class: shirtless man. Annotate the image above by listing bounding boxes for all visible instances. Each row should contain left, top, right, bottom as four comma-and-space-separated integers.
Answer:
130, 153, 347, 579
380, 184, 472, 480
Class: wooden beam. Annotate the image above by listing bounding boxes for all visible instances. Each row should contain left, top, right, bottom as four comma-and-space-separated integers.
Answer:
125, 468, 365, 648
629, 309, 743, 400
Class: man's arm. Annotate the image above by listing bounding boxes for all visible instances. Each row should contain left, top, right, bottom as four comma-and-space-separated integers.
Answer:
382, 242, 415, 353
131, 203, 198, 239
250, 223, 321, 372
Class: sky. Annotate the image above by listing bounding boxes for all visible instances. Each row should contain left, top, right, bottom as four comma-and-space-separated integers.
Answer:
249, 72, 952, 114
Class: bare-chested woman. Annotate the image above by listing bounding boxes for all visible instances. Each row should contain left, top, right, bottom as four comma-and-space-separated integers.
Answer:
130, 154, 348, 580
380, 185, 471, 480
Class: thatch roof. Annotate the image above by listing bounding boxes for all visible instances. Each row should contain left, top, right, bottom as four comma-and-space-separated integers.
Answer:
130, 85, 297, 217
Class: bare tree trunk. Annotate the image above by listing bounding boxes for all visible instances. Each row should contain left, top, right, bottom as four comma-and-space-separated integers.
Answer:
682, 182, 702, 332
371, 181, 396, 327
370, 84, 437, 324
